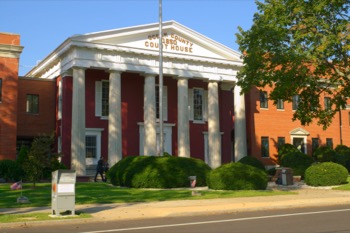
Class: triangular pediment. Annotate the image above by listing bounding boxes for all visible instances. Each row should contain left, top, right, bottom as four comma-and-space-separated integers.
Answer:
289, 127, 310, 136
71, 21, 241, 62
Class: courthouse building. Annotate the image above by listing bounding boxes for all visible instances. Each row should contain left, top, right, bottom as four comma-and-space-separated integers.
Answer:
1, 21, 349, 176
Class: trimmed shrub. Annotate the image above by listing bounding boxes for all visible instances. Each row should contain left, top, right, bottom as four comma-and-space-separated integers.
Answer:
0, 160, 23, 182
238, 156, 266, 171
280, 151, 314, 176
335, 145, 350, 172
313, 146, 337, 163
108, 156, 211, 188
304, 162, 348, 186
277, 143, 299, 163
207, 162, 268, 190
267, 167, 277, 176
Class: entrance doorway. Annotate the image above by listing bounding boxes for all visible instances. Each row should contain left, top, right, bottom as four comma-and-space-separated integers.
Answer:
293, 137, 305, 153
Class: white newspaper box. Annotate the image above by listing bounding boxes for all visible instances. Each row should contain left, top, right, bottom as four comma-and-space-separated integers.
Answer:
51, 170, 76, 216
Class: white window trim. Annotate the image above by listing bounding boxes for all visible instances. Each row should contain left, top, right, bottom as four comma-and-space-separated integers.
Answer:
156, 85, 168, 122
58, 79, 62, 120
95, 80, 109, 120
189, 88, 208, 123
85, 128, 104, 165
290, 135, 307, 154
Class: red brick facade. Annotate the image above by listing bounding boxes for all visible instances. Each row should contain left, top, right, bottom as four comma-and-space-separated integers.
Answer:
17, 77, 56, 138
0, 33, 22, 160
246, 85, 350, 167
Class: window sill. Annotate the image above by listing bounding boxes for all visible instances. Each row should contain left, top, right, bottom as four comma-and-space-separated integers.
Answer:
192, 120, 206, 124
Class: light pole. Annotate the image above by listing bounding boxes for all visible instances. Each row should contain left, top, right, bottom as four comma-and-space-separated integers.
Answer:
158, 0, 164, 156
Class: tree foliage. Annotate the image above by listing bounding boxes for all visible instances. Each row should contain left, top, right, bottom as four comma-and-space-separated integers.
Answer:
22, 135, 57, 187
236, 0, 350, 129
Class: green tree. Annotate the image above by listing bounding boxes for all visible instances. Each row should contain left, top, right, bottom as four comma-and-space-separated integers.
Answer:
236, 0, 350, 129
23, 135, 55, 187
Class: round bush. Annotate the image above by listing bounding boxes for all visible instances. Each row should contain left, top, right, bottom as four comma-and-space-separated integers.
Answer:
207, 162, 268, 190
238, 156, 266, 171
280, 151, 314, 176
304, 162, 348, 186
108, 156, 211, 188
277, 144, 299, 163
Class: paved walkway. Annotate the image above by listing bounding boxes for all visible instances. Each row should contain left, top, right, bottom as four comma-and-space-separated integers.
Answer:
1, 182, 350, 224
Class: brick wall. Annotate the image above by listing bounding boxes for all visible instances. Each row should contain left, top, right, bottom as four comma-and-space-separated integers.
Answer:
17, 77, 56, 137
0, 33, 22, 160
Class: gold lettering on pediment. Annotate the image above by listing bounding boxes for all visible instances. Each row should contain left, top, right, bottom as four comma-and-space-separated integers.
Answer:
144, 32, 193, 53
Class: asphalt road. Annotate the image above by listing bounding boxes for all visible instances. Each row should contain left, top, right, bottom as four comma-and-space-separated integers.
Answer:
2, 205, 350, 233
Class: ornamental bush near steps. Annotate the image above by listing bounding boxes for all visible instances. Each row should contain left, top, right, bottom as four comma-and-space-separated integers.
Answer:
207, 162, 268, 190
280, 151, 314, 177
237, 156, 266, 171
107, 155, 212, 188
304, 162, 348, 187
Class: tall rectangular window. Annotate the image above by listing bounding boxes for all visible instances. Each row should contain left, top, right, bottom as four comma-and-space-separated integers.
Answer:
85, 135, 97, 158
261, 136, 269, 158
101, 81, 109, 116
312, 138, 319, 154
0, 78, 2, 102
26, 94, 39, 114
277, 99, 284, 110
155, 85, 168, 121
277, 137, 285, 151
193, 88, 204, 121
292, 95, 300, 110
260, 91, 268, 108
324, 97, 331, 110
326, 138, 333, 149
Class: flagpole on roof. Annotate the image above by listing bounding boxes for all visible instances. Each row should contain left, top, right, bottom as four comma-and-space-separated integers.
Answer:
158, 0, 164, 156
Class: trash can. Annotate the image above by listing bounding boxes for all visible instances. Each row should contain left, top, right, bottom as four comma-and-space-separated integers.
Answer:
281, 167, 293, 186
51, 170, 76, 216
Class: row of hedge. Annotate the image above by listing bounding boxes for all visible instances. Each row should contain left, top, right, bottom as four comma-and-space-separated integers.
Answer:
107, 155, 269, 190
108, 144, 350, 189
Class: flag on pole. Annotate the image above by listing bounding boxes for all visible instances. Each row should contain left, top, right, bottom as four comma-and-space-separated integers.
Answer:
10, 181, 22, 190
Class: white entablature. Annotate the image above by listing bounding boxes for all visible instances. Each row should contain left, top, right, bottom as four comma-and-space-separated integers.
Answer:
26, 21, 243, 82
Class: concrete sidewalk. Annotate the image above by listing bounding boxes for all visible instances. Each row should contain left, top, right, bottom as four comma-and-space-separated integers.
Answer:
1, 182, 350, 223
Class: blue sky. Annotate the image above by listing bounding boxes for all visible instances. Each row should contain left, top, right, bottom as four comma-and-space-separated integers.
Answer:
1, 0, 258, 75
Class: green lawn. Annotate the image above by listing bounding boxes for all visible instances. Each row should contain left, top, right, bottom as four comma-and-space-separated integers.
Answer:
2, 178, 350, 223
0, 182, 294, 209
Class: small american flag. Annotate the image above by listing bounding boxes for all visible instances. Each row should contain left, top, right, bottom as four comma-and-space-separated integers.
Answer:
10, 181, 22, 190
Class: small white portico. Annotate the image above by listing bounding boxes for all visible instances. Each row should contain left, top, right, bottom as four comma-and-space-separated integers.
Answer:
26, 21, 247, 174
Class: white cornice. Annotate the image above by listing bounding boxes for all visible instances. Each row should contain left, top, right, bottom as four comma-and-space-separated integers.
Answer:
25, 21, 242, 82
0, 44, 24, 58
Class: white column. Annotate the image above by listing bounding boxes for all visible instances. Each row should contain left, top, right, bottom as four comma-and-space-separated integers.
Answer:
208, 81, 221, 168
234, 84, 247, 161
71, 67, 86, 176
108, 70, 122, 166
143, 74, 157, 155
177, 78, 190, 157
